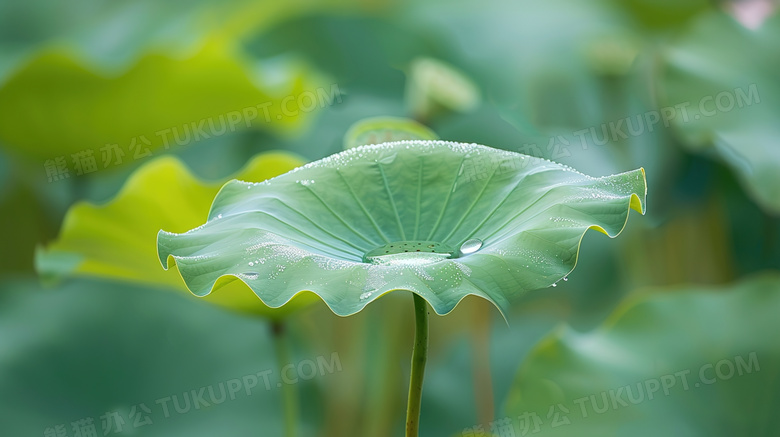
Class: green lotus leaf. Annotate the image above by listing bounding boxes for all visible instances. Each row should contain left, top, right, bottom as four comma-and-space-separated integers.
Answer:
0, 38, 324, 162
36, 152, 318, 319
661, 11, 780, 214
158, 140, 646, 317
504, 273, 780, 436
344, 116, 439, 150
0, 0, 363, 87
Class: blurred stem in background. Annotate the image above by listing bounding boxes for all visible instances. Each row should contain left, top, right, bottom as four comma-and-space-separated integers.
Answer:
272, 321, 299, 437
405, 294, 429, 437
361, 302, 405, 437
471, 301, 495, 428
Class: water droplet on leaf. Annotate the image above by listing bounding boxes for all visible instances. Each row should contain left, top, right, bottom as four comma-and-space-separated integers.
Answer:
459, 238, 483, 255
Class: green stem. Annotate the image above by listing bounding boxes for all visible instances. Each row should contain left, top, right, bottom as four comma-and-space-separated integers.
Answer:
472, 301, 495, 428
405, 294, 429, 437
272, 321, 298, 437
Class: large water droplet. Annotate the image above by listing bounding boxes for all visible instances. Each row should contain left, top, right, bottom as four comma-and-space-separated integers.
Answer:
241, 272, 259, 280
459, 239, 483, 256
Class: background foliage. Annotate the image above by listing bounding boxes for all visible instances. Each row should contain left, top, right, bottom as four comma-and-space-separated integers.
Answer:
1, 0, 778, 436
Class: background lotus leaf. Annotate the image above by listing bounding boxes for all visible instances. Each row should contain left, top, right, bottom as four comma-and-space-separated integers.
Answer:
37, 152, 317, 318
504, 273, 780, 436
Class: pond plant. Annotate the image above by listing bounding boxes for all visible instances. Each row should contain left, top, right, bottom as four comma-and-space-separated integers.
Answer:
157, 140, 646, 436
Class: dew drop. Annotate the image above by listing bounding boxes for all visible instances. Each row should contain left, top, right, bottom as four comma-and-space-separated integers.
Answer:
551, 283, 557, 288
563, 276, 569, 282
459, 238, 483, 256
242, 273, 259, 280
359, 291, 372, 300
248, 262, 255, 267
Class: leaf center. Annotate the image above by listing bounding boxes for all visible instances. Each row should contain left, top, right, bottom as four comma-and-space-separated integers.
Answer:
362, 241, 455, 265
361, 239, 484, 265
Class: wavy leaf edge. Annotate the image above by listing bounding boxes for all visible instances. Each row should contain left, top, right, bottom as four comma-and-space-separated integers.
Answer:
37, 150, 305, 282
158, 140, 647, 319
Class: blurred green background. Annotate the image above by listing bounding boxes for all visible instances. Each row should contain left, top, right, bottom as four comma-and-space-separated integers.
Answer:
1, 0, 779, 436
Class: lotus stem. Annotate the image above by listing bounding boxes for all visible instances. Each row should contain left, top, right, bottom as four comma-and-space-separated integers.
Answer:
272, 321, 299, 437
405, 293, 429, 437
472, 302, 495, 427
